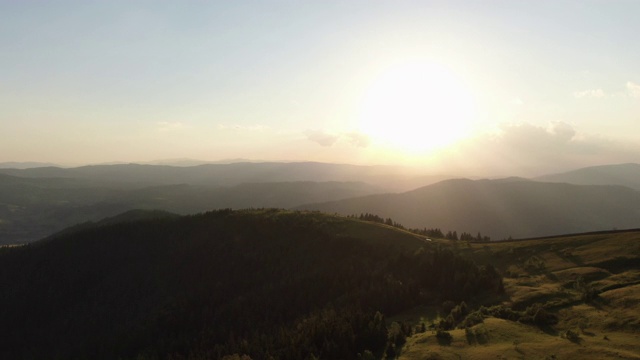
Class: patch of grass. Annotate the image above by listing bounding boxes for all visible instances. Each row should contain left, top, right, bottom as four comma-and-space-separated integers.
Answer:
400, 317, 640, 360
398, 230, 640, 359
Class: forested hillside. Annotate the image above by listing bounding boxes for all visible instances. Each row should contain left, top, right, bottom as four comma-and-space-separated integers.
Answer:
298, 178, 640, 239
0, 209, 503, 360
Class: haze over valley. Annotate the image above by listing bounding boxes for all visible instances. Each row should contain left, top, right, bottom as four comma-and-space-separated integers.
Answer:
2, 161, 640, 245
2, 1, 640, 359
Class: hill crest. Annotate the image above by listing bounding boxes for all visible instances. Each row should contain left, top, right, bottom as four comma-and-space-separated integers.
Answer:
297, 177, 640, 239
536, 162, 640, 190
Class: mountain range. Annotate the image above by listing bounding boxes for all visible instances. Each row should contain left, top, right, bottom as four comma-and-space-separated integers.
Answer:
0, 162, 446, 191
536, 163, 640, 190
0, 173, 381, 244
297, 177, 640, 239
0, 161, 59, 169
1, 161, 640, 243
2, 162, 640, 358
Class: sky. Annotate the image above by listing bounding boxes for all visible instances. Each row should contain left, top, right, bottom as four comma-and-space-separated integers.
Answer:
2, 0, 640, 176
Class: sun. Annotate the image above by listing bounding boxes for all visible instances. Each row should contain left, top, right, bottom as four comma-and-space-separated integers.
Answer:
357, 61, 476, 154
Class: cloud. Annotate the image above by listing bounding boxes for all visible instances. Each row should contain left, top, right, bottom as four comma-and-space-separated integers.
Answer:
547, 121, 576, 141
345, 132, 371, 147
304, 130, 371, 148
627, 81, 640, 98
573, 89, 605, 98
573, 81, 640, 99
305, 130, 339, 147
156, 121, 184, 132
217, 124, 268, 131
436, 122, 640, 177
495, 122, 576, 150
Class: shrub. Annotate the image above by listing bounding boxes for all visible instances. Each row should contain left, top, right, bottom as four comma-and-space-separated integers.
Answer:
449, 301, 469, 322
416, 322, 426, 333
460, 311, 484, 328
464, 327, 475, 345
474, 327, 489, 344
358, 350, 376, 360
436, 330, 453, 345
522, 303, 558, 326
563, 329, 581, 343
485, 305, 519, 321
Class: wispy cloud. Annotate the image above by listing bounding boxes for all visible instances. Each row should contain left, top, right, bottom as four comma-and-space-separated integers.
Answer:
217, 124, 269, 131
304, 130, 370, 148
573, 89, 605, 98
305, 130, 339, 147
626, 81, 640, 98
156, 121, 184, 132
345, 132, 371, 147
574, 81, 640, 99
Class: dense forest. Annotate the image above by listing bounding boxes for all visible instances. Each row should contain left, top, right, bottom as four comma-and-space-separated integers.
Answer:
0, 209, 503, 359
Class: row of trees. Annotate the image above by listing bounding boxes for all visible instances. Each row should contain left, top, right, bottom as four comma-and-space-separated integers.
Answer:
351, 213, 493, 242
351, 213, 406, 229
414, 228, 491, 242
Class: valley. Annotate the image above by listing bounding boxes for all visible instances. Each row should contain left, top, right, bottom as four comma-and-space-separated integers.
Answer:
0, 162, 639, 359
2, 162, 640, 245
6, 2, 640, 358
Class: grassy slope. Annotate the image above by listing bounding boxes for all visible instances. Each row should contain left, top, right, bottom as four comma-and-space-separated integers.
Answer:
398, 231, 640, 360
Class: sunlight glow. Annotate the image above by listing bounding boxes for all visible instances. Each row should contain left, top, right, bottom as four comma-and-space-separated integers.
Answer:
357, 61, 476, 154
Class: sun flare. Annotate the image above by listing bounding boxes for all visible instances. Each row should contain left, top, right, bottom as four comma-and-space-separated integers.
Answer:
358, 62, 476, 154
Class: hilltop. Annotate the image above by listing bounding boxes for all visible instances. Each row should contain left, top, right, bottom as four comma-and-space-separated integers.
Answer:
297, 178, 640, 239
0, 209, 503, 360
536, 163, 640, 190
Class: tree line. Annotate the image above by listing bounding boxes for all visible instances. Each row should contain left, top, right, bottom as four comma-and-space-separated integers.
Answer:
351, 213, 492, 242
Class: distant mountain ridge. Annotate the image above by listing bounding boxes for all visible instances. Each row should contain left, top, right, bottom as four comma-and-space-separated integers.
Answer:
536, 163, 640, 190
0, 174, 383, 244
0, 161, 59, 169
297, 177, 640, 239
6, 162, 442, 244
0, 161, 446, 191
5, 161, 640, 243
